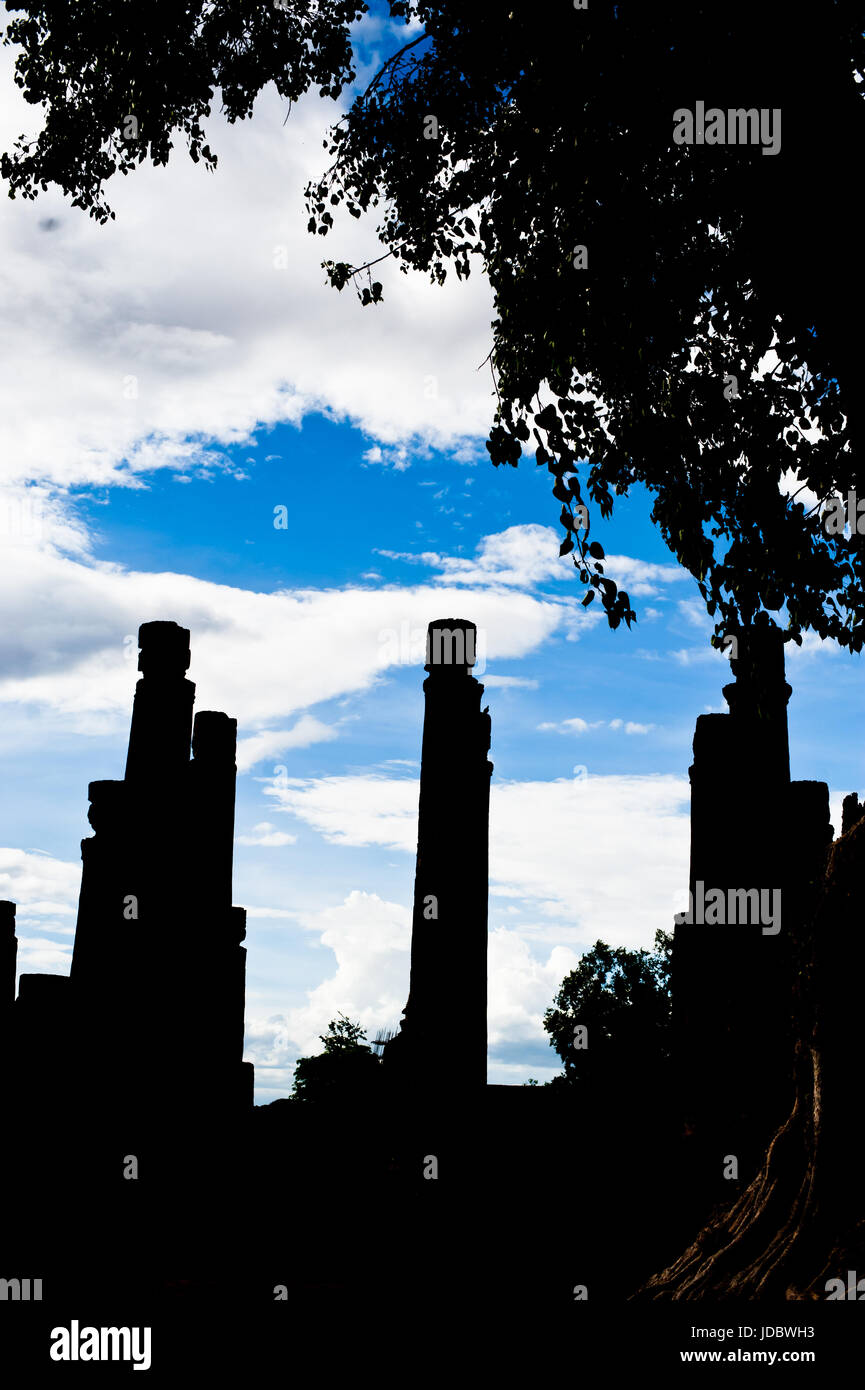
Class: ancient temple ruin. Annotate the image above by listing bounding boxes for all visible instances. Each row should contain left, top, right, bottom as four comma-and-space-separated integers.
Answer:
0, 610, 851, 1285
672, 625, 833, 1187
1, 620, 252, 1154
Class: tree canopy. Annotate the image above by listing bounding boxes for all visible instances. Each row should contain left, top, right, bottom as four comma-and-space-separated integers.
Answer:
4, 1, 863, 648
290, 1013, 381, 1103
1, 0, 365, 215
543, 931, 673, 1093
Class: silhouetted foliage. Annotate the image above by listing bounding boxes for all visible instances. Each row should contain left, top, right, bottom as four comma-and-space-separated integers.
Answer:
311, 2, 865, 649
290, 1013, 381, 1104
1, 0, 365, 219
544, 931, 672, 1095
4, 3, 863, 650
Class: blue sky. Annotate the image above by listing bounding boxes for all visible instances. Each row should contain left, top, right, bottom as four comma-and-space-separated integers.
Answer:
0, 9, 861, 1100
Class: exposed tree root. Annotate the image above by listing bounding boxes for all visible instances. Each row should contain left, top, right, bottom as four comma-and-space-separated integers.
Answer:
635, 815, 865, 1301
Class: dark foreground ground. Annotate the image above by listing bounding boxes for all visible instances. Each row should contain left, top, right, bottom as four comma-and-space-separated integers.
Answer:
0, 1084, 857, 1375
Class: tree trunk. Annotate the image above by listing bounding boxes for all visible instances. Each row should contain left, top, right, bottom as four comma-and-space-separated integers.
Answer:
635, 812, 865, 1300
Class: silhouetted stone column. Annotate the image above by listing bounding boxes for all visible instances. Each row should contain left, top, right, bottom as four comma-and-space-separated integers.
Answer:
0, 902, 17, 1084
125, 621, 194, 785
65, 619, 254, 1144
723, 624, 792, 794
388, 618, 492, 1097
841, 793, 864, 837
70, 780, 131, 987
5, 613, 255, 1241
673, 625, 808, 1191
227, 905, 254, 1115
189, 711, 237, 919
228, 906, 249, 1066
0, 901, 16, 1011
15, 974, 73, 1108
119, 622, 196, 1126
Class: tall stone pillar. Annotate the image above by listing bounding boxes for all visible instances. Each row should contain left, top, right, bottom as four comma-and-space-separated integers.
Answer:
70, 779, 130, 989
387, 618, 492, 1096
185, 711, 249, 1106
125, 621, 194, 785
672, 624, 825, 1189
67, 620, 253, 1137
0, 901, 16, 1012
189, 711, 237, 920
0, 902, 17, 1085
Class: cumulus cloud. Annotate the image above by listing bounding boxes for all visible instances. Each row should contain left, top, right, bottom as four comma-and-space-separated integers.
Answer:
487, 929, 579, 1051
235, 718, 340, 773
242, 767, 691, 1096
0, 847, 80, 916
362, 444, 411, 471
245, 892, 581, 1095
0, 45, 495, 494
0, 848, 81, 979
243, 888, 412, 1097
285, 889, 411, 1050
378, 525, 688, 596
0, 512, 572, 747
264, 769, 691, 948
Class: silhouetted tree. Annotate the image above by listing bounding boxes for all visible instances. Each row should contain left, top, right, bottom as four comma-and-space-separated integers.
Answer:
290, 1013, 381, 1104
309, 1, 865, 648
3, 3, 863, 645
1, 0, 365, 220
544, 931, 672, 1098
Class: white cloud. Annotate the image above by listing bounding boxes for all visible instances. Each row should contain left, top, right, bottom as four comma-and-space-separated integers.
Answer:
677, 598, 712, 629
602, 556, 688, 597
539, 716, 654, 736
285, 889, 411, 1051
266, 774, 418, 850
236, 717, 340, 773
539, 717, 603, 734
672, 628, 840, 669
482, 675, 538, 690
785, 631, 841, 662
235, 822, 297, 848
0, 848, 82, 981
0, 48, 495, 493
362, 444, 410, 471
240, 768, 689, 1097
14, 939, 73, 972
379, 525, 687, 597
243, 888, 412, 1092
265, 769, 690, 948
0, 847, 81, 915
0, 508, 574, 735
487, 929, 579, 1048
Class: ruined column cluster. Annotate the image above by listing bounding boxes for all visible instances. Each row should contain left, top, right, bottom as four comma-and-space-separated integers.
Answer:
0, 610, 851, 1212
673, 626, 834, 1182
2, 621, 252, 1145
